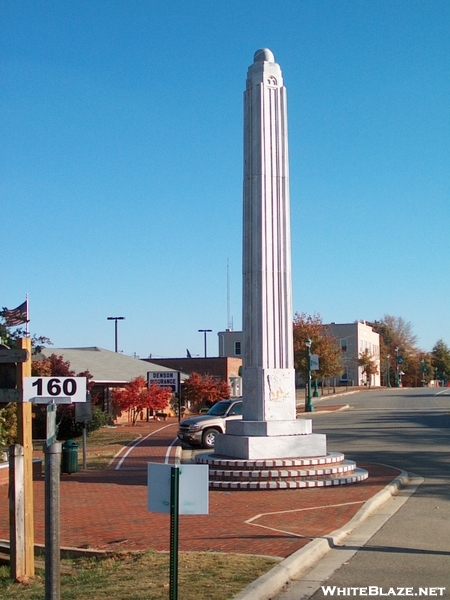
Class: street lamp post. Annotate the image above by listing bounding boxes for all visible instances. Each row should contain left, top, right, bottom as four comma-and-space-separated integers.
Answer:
313, 378, 320, 397
386, 354, 391, 387
107, 317, 125, 353
305, 338, 314, 413
421, 359, 426, 387
395, 347, 399, 387
198, 329, 212, 358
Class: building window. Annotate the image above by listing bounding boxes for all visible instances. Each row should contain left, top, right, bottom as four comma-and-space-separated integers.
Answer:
340, 338, 348, 352
234, 341, 242, 356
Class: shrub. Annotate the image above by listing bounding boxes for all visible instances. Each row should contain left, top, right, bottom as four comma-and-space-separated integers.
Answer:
0, 404, 17, 449
32, 405, 111, 441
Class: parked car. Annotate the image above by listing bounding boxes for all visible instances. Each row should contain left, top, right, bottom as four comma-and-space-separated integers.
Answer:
177, 399, 243, 449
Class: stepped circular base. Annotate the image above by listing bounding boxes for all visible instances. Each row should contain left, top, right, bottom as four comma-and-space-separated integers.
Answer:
196, 451, 369, 490
196, 451, 345, 469
209, 468, 369, 490
209, 459, 357, 481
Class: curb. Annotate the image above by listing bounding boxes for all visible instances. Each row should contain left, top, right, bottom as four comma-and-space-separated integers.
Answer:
174, 443, 183, 463
296, 388, 363, 407
233, 469, 410, 600
309, 403, 350, 413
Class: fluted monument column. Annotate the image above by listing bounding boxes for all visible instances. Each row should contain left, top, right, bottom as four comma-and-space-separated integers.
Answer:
215, 49, 326, 460
242, 47, 294, 422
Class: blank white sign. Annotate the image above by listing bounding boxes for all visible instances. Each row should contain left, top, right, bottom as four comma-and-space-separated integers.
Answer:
147, 463, 209, 515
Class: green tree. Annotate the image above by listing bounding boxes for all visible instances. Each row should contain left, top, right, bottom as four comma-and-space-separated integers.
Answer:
431, 339, 450, 384
0, 319, 51, 354
293, 313, 343, 384
392, 350, 434, 388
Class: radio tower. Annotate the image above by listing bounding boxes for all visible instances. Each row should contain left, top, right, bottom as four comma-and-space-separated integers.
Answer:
227, 258, 233, 331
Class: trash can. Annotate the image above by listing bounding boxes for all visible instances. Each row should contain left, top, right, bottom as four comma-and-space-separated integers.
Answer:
61, 439, 79, 474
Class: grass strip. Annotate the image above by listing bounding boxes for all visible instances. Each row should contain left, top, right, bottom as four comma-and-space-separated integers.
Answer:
0, 550, 278, 599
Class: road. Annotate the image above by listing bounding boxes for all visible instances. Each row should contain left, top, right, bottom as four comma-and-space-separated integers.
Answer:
274, 387, 450, 599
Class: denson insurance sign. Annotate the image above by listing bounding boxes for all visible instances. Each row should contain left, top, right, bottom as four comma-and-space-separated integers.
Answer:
147, 371, 179, 393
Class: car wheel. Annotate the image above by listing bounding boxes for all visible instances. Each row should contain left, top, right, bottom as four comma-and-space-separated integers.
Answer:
202, 428, 219, 449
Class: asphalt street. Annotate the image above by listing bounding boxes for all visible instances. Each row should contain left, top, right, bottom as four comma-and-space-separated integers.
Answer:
273, 387, 450, 599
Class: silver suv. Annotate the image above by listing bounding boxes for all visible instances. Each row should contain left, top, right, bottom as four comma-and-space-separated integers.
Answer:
177, 399, 243, 449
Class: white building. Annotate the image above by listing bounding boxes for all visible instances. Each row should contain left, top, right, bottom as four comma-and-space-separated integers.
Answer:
218, 330, 242, 358
326, 322, 381, 387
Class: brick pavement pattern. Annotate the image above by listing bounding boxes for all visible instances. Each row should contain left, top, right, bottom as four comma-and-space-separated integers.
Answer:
0, 420, 399, 559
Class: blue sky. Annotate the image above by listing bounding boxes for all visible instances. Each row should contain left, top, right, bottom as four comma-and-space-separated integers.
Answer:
1, 1, 449, 358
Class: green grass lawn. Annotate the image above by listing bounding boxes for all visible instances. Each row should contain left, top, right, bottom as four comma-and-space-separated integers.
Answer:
0, 551, 279, 599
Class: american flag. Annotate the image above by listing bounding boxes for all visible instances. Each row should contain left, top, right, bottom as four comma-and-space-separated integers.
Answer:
1, 300, 28, 326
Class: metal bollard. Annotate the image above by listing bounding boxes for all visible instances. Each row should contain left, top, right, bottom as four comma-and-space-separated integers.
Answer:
44, 442, 62, 600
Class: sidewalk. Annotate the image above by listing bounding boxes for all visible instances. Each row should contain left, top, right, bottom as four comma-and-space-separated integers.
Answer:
0, 415, 401, 560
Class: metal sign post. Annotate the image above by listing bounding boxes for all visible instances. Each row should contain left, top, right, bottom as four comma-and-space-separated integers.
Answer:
44, 442, 62, 600
46, 403, 57, 446
148, 462, 209, 599
75, 396, 92, 470
169, 466, 180, 600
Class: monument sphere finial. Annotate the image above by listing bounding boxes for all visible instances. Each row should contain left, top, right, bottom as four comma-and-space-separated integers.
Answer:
254, 48, 275, 63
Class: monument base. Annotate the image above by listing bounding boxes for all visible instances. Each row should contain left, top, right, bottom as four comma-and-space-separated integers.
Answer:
196, 451, 369, 490
226, 419, 312, 437
214, 431, 326, 460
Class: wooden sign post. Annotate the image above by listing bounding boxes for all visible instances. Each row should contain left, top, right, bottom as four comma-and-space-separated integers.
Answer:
0, 339, 35, 580
15, 337, 35, 579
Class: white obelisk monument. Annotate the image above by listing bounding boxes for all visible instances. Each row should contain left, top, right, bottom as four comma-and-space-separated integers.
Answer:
215, 49, 326, 460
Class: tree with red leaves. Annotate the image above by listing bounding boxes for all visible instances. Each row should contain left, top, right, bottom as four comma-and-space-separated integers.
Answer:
32, 353, 92, 382
184, 372, 231, 411
112, 376, 172, 425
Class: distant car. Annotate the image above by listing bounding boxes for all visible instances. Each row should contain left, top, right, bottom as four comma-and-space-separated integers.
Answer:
177, 399, 243, 449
